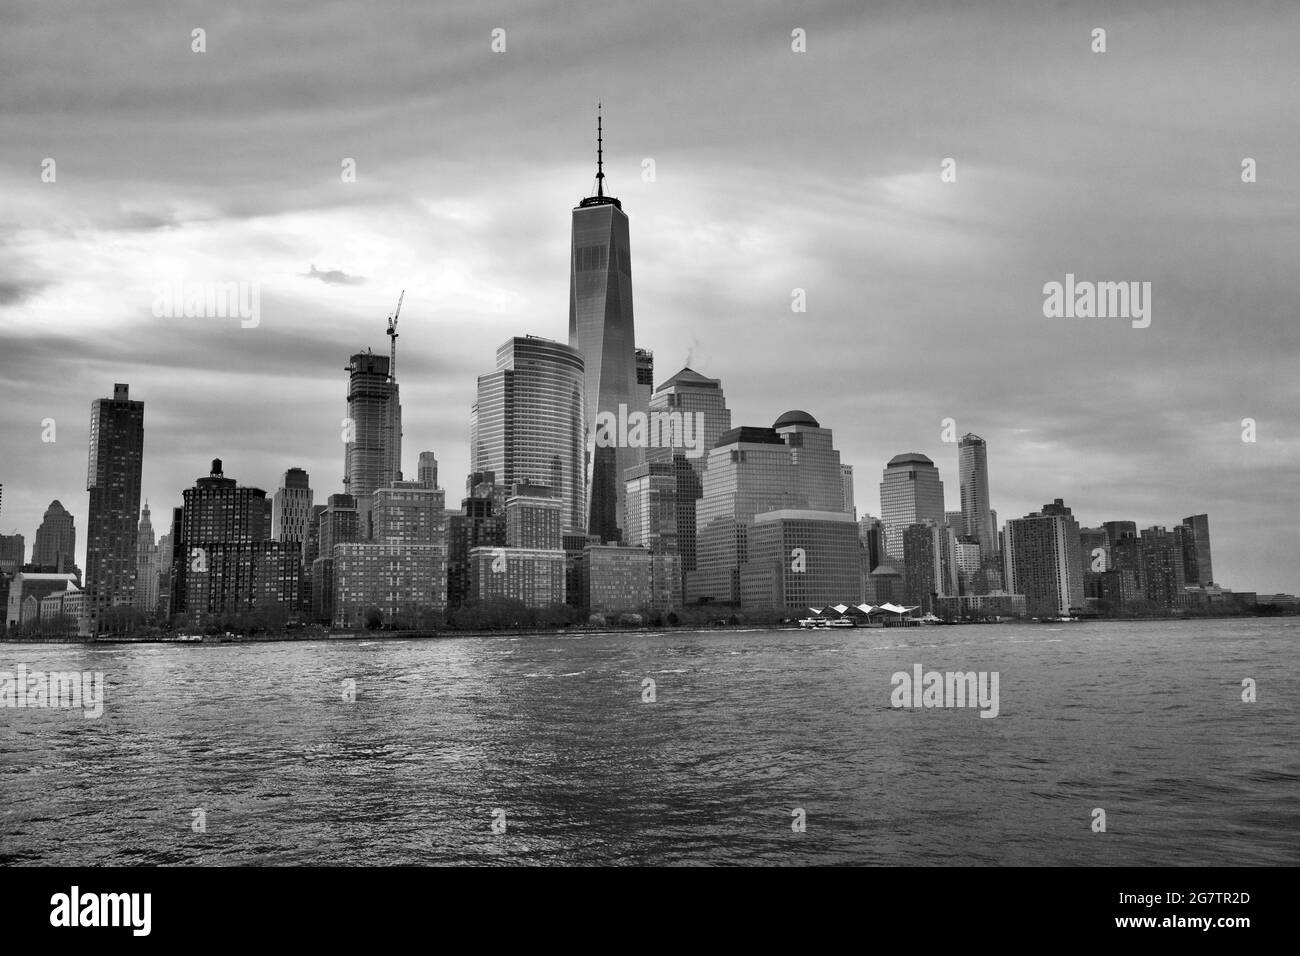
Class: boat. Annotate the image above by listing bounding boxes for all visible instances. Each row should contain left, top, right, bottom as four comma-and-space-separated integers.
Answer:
826, 618, 856, 628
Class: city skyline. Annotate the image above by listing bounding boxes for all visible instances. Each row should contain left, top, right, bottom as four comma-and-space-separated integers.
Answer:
1, 2, 1298, 592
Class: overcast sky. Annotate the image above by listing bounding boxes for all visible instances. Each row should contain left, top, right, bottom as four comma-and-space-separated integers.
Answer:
1, 0, 1297, 593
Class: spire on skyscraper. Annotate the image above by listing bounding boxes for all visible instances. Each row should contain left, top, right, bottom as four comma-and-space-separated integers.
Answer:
596, 101, 604, 198
581, 102, 620, 209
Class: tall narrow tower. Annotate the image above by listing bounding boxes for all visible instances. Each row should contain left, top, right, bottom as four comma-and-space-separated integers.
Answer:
343, 351, 402, 537
958, 433, 997, 558
569, 105, 642, 543
86, 383, 144, 633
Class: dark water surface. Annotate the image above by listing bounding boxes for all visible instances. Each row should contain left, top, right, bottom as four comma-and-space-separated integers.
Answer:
2, 618, 1297, 865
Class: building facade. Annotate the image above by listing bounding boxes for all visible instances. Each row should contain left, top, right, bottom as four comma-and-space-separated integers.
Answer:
879, 452, 945, 562
85, 383, 144, 633
32, 500, 76, 571
471, 336, 586, 535
568, 118, 642, 543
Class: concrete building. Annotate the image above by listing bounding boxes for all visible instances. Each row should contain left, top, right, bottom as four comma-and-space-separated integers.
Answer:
6, 571, 80, 629
310, 494, 359, 622
1002, 504, 1086, 618
1139, 526, 1187, 611
575, 544, 654, 614
330, 482, 447, 627
902, 521, 959, 612
468, 546, 566, 608
1178, 513, 1213, 586
170, 459, 301, 620
0, 533, 24, 571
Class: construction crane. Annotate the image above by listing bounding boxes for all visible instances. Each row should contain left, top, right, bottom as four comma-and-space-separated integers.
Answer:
386, 290, 405, 382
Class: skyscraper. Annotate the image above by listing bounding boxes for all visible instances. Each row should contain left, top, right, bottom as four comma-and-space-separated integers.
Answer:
1140, 526, 1187, 610
85, 383, 144, 633
343, 351, 402, 534
134, 502, 158, 614
690, 411, 848, 605
271, 468, 313, 545
635, 348, 654, 420
471, 335, 586, 534
569, 108, 642, 543
418, 451, 439, 490
646, 367, 733, 470
1179, 513, 1213, 586
1003, 504, 1086, 618
32, 499, 76, 572
902, 520, 959, 611
171, 460, 298, 619
957, 433, 996, 558
641, 367, 732, 595
840, 464, 856, 519
879, 453, 945, 562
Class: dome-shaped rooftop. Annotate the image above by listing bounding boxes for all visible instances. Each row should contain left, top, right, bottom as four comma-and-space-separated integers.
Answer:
773, 409, 819, 429
887, 452, 934, 467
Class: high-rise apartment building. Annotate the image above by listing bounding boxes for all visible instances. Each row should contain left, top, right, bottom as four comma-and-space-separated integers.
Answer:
1003, 505, 1086, 618
171, 460, 299, 619
902, 520, 959, 612
1139, 526, 1186, 610
333, 481, 447, 627
343, 351, 402, 536
85, 383, 144, 633
879, 452, 945, 562
957, 433, 996, 558
471, 336, 586, 534
1178, 514, 1213, 586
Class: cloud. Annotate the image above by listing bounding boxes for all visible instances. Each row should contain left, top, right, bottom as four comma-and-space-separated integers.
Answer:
301, 264, 366, 286
0, 0, 1297, 593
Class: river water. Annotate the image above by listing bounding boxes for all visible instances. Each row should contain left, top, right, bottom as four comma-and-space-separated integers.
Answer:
1, 618, 1296, 865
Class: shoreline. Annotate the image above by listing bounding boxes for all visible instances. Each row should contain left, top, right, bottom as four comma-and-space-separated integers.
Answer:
1, 610, 1290, 646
